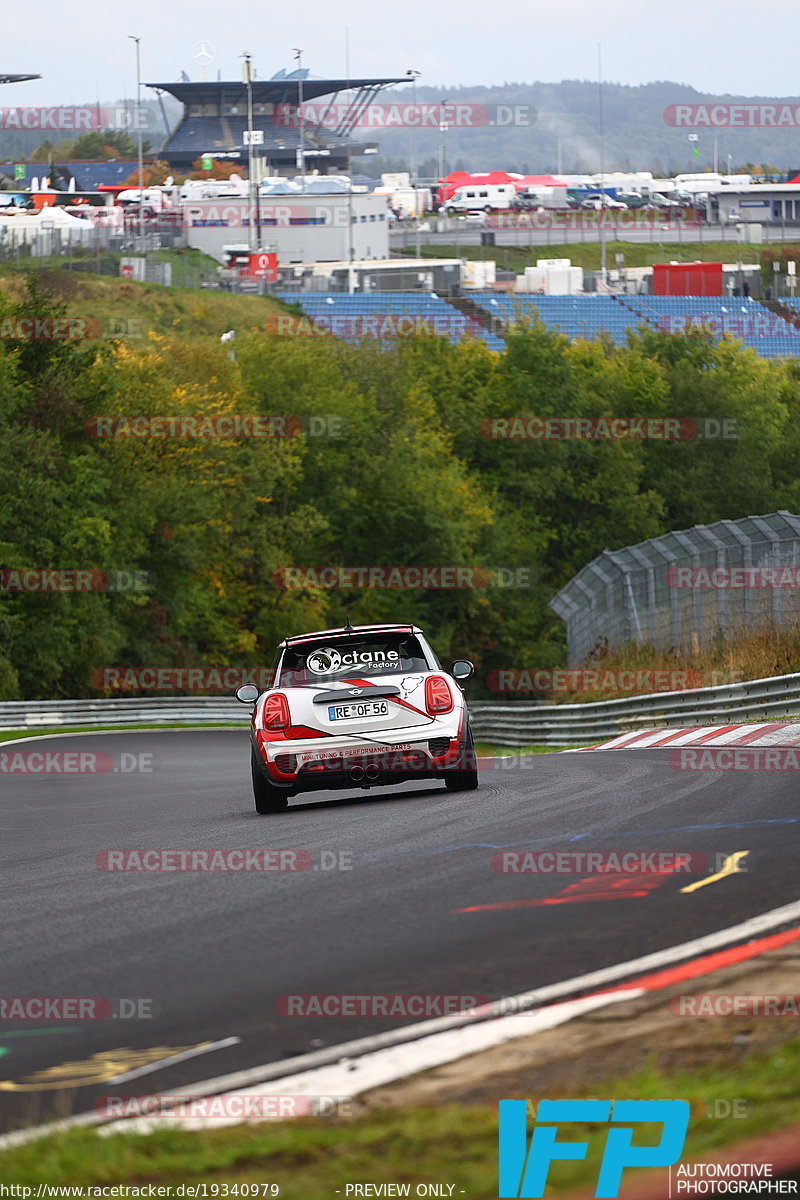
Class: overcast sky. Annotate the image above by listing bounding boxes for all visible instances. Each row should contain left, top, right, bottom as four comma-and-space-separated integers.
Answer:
5, 0, 800, 105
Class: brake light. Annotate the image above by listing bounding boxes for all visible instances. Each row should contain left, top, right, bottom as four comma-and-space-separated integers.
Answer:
425, 675, 453, 715
263, 692, 290, 731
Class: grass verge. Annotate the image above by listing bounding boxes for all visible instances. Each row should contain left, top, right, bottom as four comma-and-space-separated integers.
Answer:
0, 263, 285, 340
0, 1038, 797, 1194
475, 742, 590, 755
399, 240, 763, 274
0, 725, 245, 743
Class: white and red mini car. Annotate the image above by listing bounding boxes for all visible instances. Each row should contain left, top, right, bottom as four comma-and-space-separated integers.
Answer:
236, 623, 477, 813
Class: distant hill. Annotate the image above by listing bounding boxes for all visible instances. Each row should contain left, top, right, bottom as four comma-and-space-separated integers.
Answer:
3, 81, 798, 180
350, 80, 800, 178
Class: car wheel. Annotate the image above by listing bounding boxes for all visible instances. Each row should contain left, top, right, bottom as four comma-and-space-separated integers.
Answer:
444, 725, 479, 791
251, 747, 289, 814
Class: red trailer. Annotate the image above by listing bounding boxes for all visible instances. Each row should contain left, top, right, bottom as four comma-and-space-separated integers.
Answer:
652, 261, 723, 296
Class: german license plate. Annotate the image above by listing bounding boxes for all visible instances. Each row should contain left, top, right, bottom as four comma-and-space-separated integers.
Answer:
327, 700, 389, 721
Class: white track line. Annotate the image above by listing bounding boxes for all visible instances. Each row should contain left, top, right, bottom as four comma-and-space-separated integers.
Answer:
99, 991, 642, 1135
106, 1038, 241, 1085
2, 899, 799, 1150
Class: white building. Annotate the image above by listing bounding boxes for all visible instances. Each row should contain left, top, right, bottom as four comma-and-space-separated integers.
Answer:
184, 191, 390, 264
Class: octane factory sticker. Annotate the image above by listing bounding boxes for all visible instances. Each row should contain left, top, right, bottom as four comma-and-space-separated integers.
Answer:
307, 647, 400, 674
0, 1043, 203, 1090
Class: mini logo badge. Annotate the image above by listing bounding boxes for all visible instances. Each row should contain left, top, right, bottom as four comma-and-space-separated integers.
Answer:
349, 688, 363, 695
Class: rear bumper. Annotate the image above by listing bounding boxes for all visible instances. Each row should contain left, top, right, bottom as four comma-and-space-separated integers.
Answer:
252, 726, 469, 793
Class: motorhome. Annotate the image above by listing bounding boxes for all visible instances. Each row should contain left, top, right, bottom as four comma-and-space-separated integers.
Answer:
441, 182, 517, 213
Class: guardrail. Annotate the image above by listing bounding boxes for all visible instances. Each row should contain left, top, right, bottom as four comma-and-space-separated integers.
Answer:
3, 672, 800, 744
469, 671, 800, 745
0, 697, 248, 731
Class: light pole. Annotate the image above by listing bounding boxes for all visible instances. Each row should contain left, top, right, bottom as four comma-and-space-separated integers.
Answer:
241, 52, 259, 252
345, 30, 355, 293
128, 35, 144, 252
597, 44, 606, 288
406, 69, 421, 189
406, 69, 421, 258
438, 97, 448, 184
294, 49, 305, 192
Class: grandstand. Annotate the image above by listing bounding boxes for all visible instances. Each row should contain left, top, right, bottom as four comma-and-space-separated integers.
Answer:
280, 290, 800, 360
275, 292, 505, 352
147, 74, 407, 173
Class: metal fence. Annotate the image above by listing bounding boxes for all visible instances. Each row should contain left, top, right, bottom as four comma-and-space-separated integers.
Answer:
550, 511, 800, 666
3, 670, 800, 745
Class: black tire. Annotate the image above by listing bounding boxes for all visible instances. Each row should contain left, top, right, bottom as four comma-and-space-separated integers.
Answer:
444, 724, 479, 791
251, 747, 290, 814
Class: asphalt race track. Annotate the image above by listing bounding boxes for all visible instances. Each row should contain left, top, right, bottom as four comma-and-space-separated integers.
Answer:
1, 729, 798, 1132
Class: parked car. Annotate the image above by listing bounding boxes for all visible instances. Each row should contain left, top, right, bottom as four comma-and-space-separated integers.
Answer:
579, 194, 628, 210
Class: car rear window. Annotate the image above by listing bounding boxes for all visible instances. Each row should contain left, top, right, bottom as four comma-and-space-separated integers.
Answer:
279, 634, 430, 686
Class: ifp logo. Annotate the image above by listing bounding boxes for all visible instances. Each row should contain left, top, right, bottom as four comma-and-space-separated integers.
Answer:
498, 1099, 689, 1198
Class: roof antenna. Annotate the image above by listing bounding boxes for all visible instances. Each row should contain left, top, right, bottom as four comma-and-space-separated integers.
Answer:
343, 612, 354, 632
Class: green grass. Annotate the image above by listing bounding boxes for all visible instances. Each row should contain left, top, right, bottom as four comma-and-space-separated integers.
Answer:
476, 741, 591, 755
399, 240, 763, 273
0, 263, 285, 341
0, 731, 575, 750
0, 725, 245, 743
1, 1039, 797, 1194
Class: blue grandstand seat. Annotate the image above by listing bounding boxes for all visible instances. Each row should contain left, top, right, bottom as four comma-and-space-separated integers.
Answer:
275, 292, 800, 360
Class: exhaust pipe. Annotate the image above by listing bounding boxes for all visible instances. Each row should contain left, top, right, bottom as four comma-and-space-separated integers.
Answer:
349, 765, 365, 782
365, 764, 381, 783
